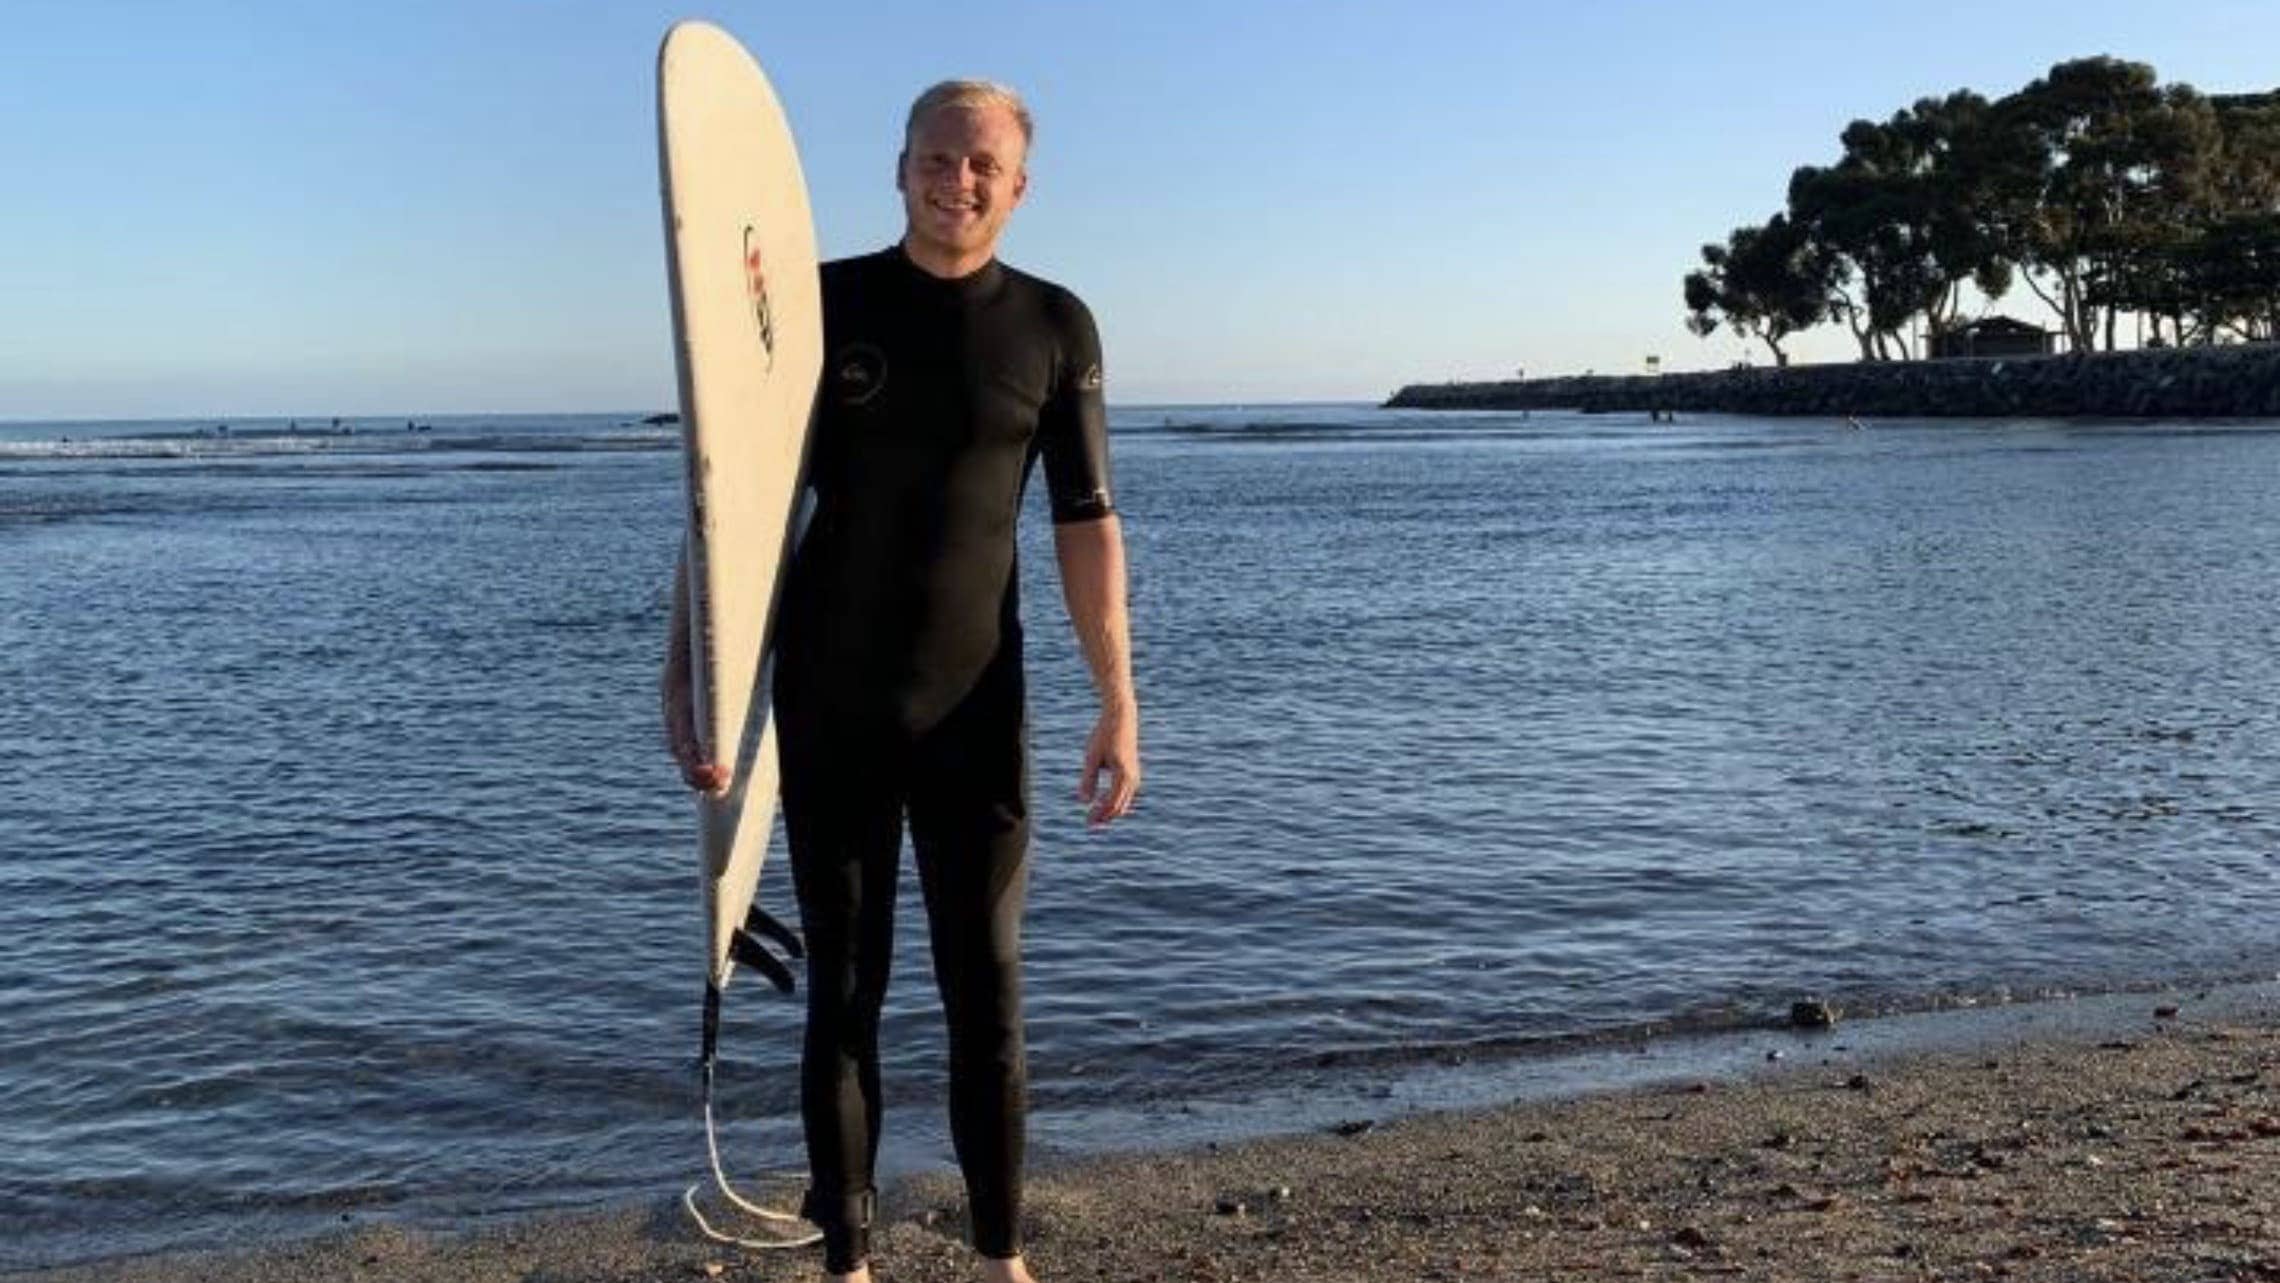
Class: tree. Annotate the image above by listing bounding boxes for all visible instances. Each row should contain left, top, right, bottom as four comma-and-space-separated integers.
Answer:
1788, 153, 1939, 360
1683, 214, 1830, 364
1681, 60, 2277, 361
1760, 91, 2015, 362
1904, 91, 2018, 336
2207, 91, 2280, 212
2173, 94, 2280, 342
2181, 213, 2280, 341
1783, 96, 2014, 361
1995, 58, 2216, 352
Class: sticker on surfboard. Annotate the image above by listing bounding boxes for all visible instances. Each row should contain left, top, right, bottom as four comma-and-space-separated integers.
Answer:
742, 225, 776, 367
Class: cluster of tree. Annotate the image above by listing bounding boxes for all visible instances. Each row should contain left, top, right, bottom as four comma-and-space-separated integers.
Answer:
1684, 58, 2280, 363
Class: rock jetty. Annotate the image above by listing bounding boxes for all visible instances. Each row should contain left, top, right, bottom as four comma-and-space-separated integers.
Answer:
1388, 343, 2280, 418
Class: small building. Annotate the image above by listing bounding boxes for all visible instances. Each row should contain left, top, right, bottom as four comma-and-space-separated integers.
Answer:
1929, 316, 2056, 360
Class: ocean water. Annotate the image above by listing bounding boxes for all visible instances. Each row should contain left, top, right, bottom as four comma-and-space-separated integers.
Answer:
5, 405, 2280, 1265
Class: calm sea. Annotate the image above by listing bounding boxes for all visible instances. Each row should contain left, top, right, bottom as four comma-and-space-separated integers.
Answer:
5, 406, 2279, 1266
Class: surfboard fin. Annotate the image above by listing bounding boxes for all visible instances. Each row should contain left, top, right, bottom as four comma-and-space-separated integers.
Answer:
729, 927, 798, 994
742, 904, 805, 959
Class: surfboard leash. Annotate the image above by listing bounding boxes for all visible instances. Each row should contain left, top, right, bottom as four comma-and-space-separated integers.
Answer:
683, 910, 821, 1250
682, 1054, 821, 1249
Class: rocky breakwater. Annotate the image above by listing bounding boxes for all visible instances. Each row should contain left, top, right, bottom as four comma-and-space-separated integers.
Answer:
1387, 343, 2280, 418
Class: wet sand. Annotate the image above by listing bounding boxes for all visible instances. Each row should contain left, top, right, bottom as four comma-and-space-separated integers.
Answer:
23, 997, 2280, 1282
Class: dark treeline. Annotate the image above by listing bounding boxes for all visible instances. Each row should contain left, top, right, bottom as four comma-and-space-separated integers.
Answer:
1684, 57, 2280, 364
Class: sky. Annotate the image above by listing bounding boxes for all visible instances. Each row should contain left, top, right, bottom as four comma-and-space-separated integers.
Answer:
2, 0, 2275, 418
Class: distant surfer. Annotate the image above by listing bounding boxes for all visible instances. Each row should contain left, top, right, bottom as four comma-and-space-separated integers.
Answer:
665, 80, 1137, 1283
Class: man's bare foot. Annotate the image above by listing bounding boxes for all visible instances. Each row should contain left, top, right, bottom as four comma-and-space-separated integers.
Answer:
825, 1267, 871, 1283
979, 1255, 1036, 1283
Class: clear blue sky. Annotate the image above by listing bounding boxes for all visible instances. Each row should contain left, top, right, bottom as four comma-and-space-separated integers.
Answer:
2, 0, 2272, 418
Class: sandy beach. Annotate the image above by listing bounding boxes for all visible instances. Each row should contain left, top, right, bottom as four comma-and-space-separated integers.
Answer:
26, 989, 2279, 1283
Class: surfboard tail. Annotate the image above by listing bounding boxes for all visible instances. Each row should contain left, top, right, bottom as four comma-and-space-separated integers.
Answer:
699, 720, 784, 988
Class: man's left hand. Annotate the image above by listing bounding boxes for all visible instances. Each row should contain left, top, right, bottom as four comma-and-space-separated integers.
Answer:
1079, 700, 1140, 828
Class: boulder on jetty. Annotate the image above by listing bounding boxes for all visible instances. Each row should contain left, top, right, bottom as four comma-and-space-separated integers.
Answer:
1387, 343, 2280, 419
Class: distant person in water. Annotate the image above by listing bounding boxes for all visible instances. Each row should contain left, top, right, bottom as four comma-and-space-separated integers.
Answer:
663, 79, 1137, 1283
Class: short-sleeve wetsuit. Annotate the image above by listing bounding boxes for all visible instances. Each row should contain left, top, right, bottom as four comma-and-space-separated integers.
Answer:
774, 245, 1112, 1271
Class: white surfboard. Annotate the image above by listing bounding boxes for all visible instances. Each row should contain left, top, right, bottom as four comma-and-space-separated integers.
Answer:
657, 20, 821, 1020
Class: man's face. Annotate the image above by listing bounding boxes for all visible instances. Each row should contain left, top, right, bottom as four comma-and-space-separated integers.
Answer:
898, 102, 1028, 267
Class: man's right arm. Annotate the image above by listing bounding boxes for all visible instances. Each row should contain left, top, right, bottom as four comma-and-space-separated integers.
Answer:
663, 551, 730, 796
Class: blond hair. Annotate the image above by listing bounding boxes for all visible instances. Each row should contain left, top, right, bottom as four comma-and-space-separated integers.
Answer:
904, 79, 1034, 151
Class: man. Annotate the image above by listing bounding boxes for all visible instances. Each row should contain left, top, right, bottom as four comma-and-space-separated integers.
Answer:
665, 80, 1138, 1283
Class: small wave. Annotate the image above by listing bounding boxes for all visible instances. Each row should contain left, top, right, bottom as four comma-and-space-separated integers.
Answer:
0, 435, 338, 462
0, 428, 677, 465
0, 498, 134, 526
1146, 422, 1555, 445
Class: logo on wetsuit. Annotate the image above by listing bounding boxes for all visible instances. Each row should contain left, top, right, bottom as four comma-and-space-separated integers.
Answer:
1080, 363, 1104, 392
741, 226, 775, 370
832, 343, 888, 406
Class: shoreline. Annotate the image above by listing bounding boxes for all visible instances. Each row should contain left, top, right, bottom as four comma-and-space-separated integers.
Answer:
1387, 342, 2280, 419
20, 980, 2278, 1281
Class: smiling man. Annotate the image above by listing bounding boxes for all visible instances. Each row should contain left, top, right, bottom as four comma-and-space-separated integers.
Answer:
666, 80, 1137, 1283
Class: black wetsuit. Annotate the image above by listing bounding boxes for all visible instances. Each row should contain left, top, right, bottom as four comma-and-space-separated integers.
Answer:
775, 245, 1112, 1271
